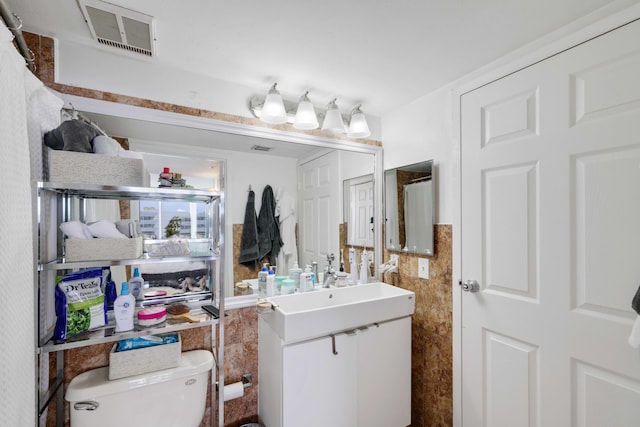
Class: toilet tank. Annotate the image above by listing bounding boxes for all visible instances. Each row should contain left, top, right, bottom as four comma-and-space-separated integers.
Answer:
66, 349, 213, 427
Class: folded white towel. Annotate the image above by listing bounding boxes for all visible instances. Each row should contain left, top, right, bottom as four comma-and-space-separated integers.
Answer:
628, 316, 640, 349
87, 220, 128, 239
59, 221, 92, 239
92, 135, 120, 156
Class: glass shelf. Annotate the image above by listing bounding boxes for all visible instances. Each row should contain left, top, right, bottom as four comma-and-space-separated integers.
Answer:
38, 182, 221, 202
38, 306, 218, 353
39, 253, 220, 271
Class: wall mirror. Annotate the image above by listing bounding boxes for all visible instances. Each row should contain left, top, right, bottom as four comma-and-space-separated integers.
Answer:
384, 160, 434, 255
61, 94, 383, 304
343, 174, 374, 247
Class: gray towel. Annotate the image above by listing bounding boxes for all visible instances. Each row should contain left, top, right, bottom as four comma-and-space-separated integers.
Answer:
257, 185, 283, 263
239, 190, 259, 268
44, 119, 100, 153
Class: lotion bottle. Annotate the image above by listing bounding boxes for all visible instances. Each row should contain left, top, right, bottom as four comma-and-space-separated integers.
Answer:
114, 282, 135, 332
258, 263, 269, 298
266, 267, 276, 297
128, 266, 144, 301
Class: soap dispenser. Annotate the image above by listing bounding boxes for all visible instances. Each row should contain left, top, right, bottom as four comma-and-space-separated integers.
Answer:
359, 247, 369, 285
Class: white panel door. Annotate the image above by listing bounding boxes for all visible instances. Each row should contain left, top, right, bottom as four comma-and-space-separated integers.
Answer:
352, 180, 374, 247
461, 19, 640, 426
298, 151, 340, 269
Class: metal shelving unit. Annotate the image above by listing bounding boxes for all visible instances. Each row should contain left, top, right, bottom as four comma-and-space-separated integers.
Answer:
35, 182, 225, 427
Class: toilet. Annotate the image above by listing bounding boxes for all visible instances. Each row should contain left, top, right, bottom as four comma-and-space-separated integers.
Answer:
65, 349, 214, 427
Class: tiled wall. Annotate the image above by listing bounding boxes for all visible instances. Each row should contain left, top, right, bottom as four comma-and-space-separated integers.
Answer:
383, 224, 453, 426
26, 32, 452, 426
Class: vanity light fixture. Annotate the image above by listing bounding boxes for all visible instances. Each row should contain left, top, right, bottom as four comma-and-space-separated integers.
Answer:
321, 98, 346, 134
260, 83, 288, 124
347, 104, 371, 138
293, 91, 319, 130
249, 84, 370, 139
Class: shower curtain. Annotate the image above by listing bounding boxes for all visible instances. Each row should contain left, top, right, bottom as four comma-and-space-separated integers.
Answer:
403, 180, 433, 253
0, 23, 63, 426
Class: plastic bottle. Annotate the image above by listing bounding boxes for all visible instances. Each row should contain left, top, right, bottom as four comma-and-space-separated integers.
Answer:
258, 263, 269, 298
266, 267, 276, 297
359, 248, 369, 285
105, 276, 117, 310
289, 262, 303, 291
129, 266, 144, 301
350, 250, 359, 286
114, 282, 135, 332
300, 265, 314, 292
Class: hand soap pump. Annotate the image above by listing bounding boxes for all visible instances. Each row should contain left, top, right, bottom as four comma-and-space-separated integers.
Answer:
359, 247, 369, 285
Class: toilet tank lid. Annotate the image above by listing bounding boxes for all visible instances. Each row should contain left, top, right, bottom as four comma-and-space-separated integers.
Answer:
65, 349, 213, 402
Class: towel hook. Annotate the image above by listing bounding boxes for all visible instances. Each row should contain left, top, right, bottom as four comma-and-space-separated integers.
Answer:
248, 185, 252, 192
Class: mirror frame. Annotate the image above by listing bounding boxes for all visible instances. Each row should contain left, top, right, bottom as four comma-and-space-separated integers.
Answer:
58, 93, 384, 307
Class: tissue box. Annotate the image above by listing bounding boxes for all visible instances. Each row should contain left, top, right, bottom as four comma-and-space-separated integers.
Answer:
109, 333, 181, 380
45, 148, 149, 187
65, 236, 143, 262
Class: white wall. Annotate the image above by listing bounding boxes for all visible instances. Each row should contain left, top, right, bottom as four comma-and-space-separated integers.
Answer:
381, 85, 454, 224
56, 39, 382, 140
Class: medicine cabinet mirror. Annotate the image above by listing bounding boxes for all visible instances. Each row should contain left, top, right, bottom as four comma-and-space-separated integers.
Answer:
384, 160, 434, 256
63, 94, 382, 302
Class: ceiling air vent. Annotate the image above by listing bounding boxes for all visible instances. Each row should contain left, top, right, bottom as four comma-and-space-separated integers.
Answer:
251, 145, 273, 152
78, 0, 156, 57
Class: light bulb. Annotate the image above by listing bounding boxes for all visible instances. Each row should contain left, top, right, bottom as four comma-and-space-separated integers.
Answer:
260, 83, 287, 124
293, 92, 319, 130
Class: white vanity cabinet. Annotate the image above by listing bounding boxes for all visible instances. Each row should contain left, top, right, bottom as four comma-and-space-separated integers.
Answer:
259, 315, 412, 427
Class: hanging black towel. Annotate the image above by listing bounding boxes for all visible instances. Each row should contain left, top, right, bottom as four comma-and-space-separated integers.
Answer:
257, 185, 283, 263
239, 190, 260, 268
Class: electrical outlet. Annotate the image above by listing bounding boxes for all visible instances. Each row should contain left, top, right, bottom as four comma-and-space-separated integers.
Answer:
418, 258, 429, 279
389, 254, 400, 270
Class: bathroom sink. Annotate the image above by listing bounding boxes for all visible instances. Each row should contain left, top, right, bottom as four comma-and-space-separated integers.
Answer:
260, 282, 415, 344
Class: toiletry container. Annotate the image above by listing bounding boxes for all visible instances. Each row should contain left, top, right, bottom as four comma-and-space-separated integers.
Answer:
300, 265, 314, 292
128, 266, 144, 301
266, 267, 275, 297
281, 278, 295, 295
114, 282, 135, 332
289, 262, 302, 291
258, 263, 269, 298
359, 248, 369, 285
66, 350, 213, 427
350, 253, 359, 286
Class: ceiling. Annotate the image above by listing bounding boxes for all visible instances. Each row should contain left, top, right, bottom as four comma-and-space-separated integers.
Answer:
6, 0, 634, 118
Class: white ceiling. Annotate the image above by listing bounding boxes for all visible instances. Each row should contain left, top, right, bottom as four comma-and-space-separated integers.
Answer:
6, 0, 635, 118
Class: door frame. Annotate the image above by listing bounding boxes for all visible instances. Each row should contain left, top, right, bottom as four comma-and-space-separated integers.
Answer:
451, 4, 640, 425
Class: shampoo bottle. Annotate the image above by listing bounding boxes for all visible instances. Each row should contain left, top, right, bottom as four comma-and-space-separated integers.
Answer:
258, 263, 269, 298
114, 282, 135, 332
129, 266, 144, 301
266, 267, 276, 297
359, 248, 369, 285
289, 262, 303, 291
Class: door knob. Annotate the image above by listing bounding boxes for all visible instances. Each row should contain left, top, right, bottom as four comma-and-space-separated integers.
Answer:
462, 280, 480, 293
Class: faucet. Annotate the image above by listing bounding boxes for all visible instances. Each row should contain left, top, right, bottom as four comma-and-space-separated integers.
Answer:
323, 253, 336, 288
